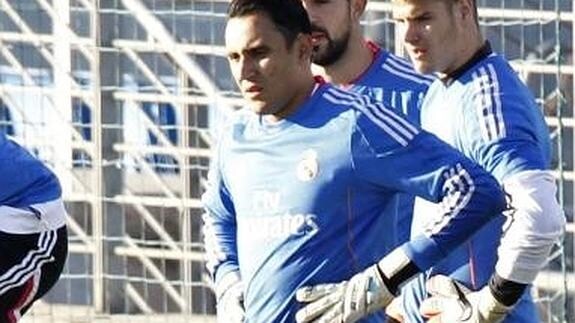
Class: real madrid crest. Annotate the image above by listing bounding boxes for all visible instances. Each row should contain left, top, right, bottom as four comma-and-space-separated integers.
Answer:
296, 149, 319, 182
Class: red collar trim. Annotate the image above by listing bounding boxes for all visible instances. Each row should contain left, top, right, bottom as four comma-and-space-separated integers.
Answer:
365, 40, 381, 56
313, 75, 326, 84
342, 40, 380, 87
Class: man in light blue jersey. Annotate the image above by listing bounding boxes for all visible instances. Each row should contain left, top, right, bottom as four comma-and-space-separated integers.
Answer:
0, 133, 68, 321
203, 0, 508, 322
300, 0, 434, 270
390, 0, 566, 322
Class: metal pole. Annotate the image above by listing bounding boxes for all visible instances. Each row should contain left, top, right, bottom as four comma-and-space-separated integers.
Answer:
53, 0, 72, 193
92, 0, 105, 313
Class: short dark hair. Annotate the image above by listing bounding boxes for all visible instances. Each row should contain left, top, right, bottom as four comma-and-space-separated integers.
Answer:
392, 0, 479, 25
228, 0, 312, 48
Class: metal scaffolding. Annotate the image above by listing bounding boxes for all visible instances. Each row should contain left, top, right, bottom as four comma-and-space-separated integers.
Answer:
0, 0, 571, 321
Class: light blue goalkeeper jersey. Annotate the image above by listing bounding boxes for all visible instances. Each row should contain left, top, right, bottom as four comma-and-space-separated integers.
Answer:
0, 133, 61, 207
401, 43, 550, 323
203, 81, 506, 322
343, 41, 433, 253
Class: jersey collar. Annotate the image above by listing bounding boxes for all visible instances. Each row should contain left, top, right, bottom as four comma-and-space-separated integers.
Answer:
441, 41, 493, 86
341, 40, 380, 87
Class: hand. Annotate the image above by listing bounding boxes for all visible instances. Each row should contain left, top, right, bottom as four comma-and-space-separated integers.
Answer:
420, 275, 511, 323
216, 276, 245, 323
295, 264, 394, 323
385, 297, 405, 322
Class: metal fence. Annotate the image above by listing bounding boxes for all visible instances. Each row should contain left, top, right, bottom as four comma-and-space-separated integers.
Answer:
0, 0, 571, 322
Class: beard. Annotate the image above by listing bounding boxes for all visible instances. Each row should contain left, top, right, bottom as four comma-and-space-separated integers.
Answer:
311, 26, 351, 66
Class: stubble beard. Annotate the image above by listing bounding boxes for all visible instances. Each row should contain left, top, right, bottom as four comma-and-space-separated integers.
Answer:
312, 29, 351, 67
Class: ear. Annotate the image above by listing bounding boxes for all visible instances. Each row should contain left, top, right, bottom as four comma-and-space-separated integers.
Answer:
458, 0, 474, 21
296, 34, 314, 63
351, 0, 367, 21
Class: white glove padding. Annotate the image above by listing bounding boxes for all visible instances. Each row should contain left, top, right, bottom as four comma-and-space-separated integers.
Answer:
295, 264, 394, 323
216, 274, 245, 323
420, 275, 512, 323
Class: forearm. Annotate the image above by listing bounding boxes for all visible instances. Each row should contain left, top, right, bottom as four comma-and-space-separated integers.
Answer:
418, 159, 508, 272
202, 211, 240, 284
484, 170, 565, 307
496, 170, 565, 284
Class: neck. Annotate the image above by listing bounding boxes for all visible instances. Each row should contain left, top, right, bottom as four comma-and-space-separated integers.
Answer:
438, 30, 485, 79
265, 74, 317, 124
312, 35, 373, 85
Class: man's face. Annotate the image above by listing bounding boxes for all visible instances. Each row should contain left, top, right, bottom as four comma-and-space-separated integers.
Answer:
301, 0, 352, 66
393, 1, 462, 75
225, 13, 305, 117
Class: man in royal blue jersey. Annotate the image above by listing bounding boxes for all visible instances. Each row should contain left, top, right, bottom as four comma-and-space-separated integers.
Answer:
0, 133, 68, 321
390, 0, 566, 322
300, 0, 434, 272
302, 0, 433, 124
202, 0, 508, 322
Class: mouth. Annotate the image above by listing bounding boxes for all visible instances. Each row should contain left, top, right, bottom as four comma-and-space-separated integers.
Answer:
407, 47, 428, 62
410, 47, 427, 57
244, 83, 262, 91
310, 31, 327, 46
243, 85, 263, 98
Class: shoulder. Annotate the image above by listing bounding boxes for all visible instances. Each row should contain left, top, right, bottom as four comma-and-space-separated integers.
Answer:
320, 84, 383, 117
322, 86, 421, 146
462, 54, 527, 95
321, 84, 366, 105
375, 51, 435, 88
461, 54, 536, 109
458, 54, 540, 140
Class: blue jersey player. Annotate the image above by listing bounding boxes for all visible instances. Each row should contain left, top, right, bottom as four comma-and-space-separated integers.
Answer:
0, 133, 68, 321
301, 0, 434, 263
392, 0, 566, 322
203, 0, 508, 322
302, 0, 433, 124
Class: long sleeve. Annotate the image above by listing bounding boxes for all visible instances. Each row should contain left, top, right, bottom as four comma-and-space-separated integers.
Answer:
458, 61, 566, 285
202, 139, 240, 287
495, 170, 565, 284
344, 89, 507, 273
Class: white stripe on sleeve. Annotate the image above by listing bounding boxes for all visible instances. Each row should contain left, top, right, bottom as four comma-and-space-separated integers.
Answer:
323, 88, 419, 146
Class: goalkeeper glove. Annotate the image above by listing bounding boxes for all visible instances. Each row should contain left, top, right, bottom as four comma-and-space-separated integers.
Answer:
420, 275, 512, 323
295, 248, 413, 323
216, 272, 245, 323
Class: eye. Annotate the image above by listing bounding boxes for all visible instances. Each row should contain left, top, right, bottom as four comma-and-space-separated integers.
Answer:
228, 52, 240, 62
415, 13, 432, 23
254, 48, 268, 57
249, 47, 270, 60
393, 18, 405, 25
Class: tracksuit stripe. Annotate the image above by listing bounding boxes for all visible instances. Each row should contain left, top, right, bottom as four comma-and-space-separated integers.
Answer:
472, 64, 506, 142
385, 55, 435, 83
487, 64, 506, 138
323, 88, 419, 146
425, 164, 475, 235
382, 62, 432, 86
0, 230, 57, 295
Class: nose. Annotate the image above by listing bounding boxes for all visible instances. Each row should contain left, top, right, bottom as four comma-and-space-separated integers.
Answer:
301, 1, 320, 24
403, 22, 419, 44
234, 56, 256, 83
